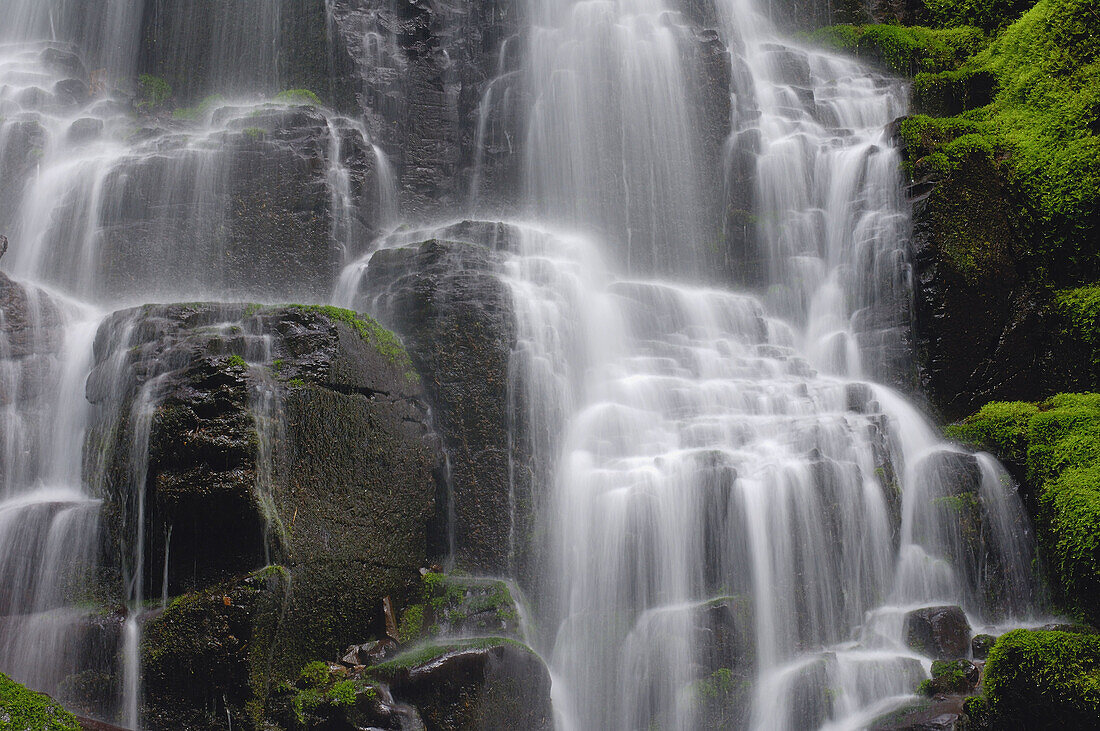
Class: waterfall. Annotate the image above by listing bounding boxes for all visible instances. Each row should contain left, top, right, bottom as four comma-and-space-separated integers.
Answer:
0, 0, 1049, 727
487, 0, 1040, 729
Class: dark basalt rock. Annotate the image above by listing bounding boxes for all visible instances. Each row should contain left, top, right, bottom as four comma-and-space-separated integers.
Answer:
137, 0, 357, 109
94, 108, 377, 304
86, 303, 441, 727
902, 142, 1064, 421
904, 605, 971, 660
971, 633, 996, 660
360, 232, 522, 576
0, 273, 65, 408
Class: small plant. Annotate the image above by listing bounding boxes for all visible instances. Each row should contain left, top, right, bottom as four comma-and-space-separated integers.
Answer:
137, 74, 171, 110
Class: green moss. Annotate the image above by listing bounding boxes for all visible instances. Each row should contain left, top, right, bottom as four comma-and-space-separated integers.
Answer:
928, 659, 974, 693
981, 629, 1100, 724
945, 400, 1040, 465
807, 23, 988, 76
243, 127, 266, 141
171, 94, 225, 121
274, 89, 323, 107
0, 673, 81, 731
922, 0, 1035, 33
227, 354, 248, 369
137, 74, 171, 110
1055, 286, 1100, 381
398, 603, 425, 644
289, 305, 418, 383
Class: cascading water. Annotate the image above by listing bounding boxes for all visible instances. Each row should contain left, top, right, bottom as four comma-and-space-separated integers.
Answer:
0, 1, 391, 725
0, 0, 1051, 728
459, 0, 1039, 729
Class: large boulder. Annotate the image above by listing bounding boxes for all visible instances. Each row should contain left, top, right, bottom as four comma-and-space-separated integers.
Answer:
904, 605, 971, 660
85, 303, 441, 726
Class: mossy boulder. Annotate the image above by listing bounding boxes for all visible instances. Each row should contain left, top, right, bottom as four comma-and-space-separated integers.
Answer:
276, 636, 554, 731
397, 572, 526, 645
969, 629, 1100, 727
140, 567, 289, 729
87, 303, 440, 727
918, 659, 980, 696
0, 673, 80, 731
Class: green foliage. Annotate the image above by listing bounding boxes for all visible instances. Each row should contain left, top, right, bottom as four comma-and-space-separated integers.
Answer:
243, 127, 266, 141
297, 661, 330, 689
808, 23, 988, 75
0, 673, 81, 731
1055, 286, 1100, 380
274, 89, 323, 107
226, 354, 248, 369
137, 74, 172, 110
398, 603, 425, 644
923, 0, 1035, 33
981, 629, 1100, 724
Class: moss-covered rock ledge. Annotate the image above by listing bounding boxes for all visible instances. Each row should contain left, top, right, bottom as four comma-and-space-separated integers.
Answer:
0, 673, 81, 730
948, 394, 1100, 624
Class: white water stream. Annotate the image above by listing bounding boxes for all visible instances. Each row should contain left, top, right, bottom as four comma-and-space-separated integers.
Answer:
0, 0, 1047, 728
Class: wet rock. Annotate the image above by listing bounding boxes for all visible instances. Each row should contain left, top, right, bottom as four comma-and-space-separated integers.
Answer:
904, 606, 971, 660
397, 573, 527, 646
96, 108, 377, 303
67, 117, 104, 143
869, 696, 967, 730
137, 0, 356, 108
905, 142, 1064, 421
140, 567, 289, 730
971, 633, 996, 660
377, 640, 554, 731
0, 273, 65, 408
762, 44, 811, 87
361, 233, 522, 576
342, 638, 398, 667
52, 78, 89, 106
